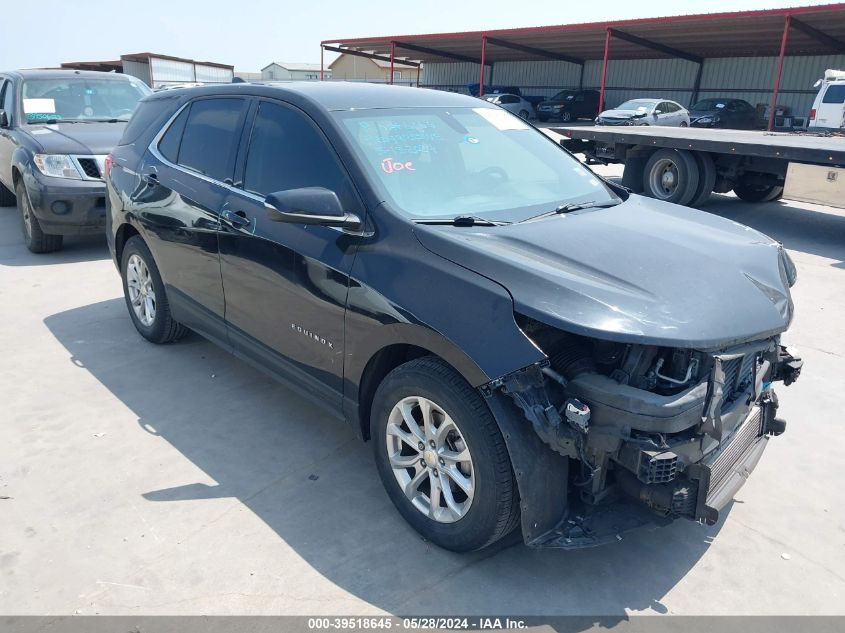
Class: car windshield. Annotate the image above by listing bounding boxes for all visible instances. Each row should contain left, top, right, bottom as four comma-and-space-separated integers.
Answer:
551, 91, 575, 101
692, 99, 727, 110
616, 100, 655, 112
21, 77, 151, 122
334, 106, 619, 222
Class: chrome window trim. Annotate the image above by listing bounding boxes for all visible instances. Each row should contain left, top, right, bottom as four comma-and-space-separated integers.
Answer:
147, 100, 242, 190
146, 97, 362, 235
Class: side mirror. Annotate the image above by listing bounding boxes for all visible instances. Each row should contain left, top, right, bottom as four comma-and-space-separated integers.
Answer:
0, 110, 9, 127
652, 110, 661, 116
264, 187, 362, 232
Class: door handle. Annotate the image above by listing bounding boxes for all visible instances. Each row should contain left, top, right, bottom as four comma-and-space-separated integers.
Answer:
221, 208, 250, 227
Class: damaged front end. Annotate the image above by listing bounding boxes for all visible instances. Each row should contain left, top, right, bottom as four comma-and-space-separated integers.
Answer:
484, 315, 802, 549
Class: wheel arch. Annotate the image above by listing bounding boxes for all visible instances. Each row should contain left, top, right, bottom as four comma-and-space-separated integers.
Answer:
351, 324, 493, 442
114, 223, 141, 266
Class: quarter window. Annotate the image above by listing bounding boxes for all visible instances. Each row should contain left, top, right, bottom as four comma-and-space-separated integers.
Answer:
157, 106, 189, 162
242, 101, 355, 207
176, 98, 246, 182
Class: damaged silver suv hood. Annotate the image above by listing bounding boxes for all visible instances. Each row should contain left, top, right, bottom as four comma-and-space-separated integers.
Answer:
414, 194, 794, 349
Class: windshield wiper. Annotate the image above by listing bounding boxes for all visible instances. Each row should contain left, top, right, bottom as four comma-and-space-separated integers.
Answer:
521, 200, 621, 222
28, 118, 81, 125
413, 215, 511, 227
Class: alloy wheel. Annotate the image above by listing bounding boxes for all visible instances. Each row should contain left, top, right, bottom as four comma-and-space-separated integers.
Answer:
126, 253, 157, 326
385, 396, 475, 523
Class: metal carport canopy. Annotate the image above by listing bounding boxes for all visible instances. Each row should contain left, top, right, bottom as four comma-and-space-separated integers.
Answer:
321, 3, 845, 128
322, 4, 845, 63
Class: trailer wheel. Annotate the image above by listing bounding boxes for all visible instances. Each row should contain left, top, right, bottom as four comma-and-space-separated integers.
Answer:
733, 178, 784, 203
643, 149, 700, 205
689, 152, 717, 208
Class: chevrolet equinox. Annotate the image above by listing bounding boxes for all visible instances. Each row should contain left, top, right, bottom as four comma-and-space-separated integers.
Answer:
106, 83, 802, 552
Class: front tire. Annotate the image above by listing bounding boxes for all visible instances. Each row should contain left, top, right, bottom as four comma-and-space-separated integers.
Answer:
16, 180, 63, 253
518, 109, 529, 120
120, 235, 187, 344
372, 357, 520, 552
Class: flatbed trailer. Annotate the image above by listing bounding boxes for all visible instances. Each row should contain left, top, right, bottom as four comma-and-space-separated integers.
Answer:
556, 125, 845, 208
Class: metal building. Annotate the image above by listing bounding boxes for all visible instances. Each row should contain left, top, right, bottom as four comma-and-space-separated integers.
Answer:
321, 3, 845, 129
120, 53, 234, 89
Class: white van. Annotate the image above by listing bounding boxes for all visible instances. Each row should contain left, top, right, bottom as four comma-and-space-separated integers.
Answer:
808, 69, 845, 130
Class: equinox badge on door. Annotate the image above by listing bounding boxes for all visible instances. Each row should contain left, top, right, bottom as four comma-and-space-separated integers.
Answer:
291, 323, 334, 349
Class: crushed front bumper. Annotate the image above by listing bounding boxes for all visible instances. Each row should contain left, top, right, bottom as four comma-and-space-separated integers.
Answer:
492, 342, 802, 549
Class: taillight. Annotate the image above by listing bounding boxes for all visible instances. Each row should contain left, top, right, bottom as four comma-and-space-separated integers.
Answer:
809, 108, 816, 120
103, 154, 113, 178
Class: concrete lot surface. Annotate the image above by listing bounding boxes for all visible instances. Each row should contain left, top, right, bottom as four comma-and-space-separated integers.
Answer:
2, 166, 844, 616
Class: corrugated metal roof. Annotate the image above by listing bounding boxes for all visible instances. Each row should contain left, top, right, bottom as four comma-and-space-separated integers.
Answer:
323, 4, 845, 63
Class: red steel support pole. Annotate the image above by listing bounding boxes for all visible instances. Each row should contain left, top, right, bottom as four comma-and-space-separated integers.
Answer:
320, 46, 324, 81
479, 34, 487, 97
390, 41, 395, 85
599, 27, 611, 114
768, 14, 792, 131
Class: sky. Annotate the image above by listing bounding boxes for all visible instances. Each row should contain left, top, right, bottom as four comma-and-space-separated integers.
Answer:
1, 0, 838, 72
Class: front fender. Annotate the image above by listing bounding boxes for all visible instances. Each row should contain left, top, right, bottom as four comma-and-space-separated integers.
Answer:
484, 390, 570, 546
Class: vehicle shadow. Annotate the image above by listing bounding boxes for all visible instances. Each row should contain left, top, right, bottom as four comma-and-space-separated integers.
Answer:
0, 205, 110, 266
700, 194, 845, 268
44, 298, 726, 617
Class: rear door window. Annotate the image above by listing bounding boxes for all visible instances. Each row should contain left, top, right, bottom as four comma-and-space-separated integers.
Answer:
176, 98, 247, 182
822, 85, 845, 104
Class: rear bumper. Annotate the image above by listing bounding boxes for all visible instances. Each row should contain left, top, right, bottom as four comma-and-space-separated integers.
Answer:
23, 168, 107, 236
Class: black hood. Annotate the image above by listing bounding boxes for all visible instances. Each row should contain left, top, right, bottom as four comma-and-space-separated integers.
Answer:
540, 99, 572, 108
22, 121, 127, 155
690, 108, 720, 118
414, 195, 793, 349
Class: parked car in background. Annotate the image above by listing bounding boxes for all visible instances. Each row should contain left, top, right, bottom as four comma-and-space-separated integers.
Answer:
689, 98, 758, 129
808, 68, 845, 130
536, 89, 600, 122
0, 69, 150, 252
596, 98, 690, 127
483, 93, 534, 119
155, 83, 205, 92
106, 82, 801, 553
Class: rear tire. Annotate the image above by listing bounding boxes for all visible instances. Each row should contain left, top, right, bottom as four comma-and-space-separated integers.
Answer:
16, 180, 63, 253
642, 149, 700, 205
518, 110, 529, 120
560, 111, 572, 123
371, 356, 520, 552
733, 177, 784, 203
120, 235, 187, 344
0, 181, 15, 206
689, 152, 717, 208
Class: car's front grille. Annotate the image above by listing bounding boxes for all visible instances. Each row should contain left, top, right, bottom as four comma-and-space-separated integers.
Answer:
707, 407, 763, 500
77, 158, 101, 179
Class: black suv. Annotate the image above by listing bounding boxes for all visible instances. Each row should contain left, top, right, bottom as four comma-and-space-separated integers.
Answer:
106, 83, 801, 552
0, 70, 149, 252
536, 89, 600, 122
